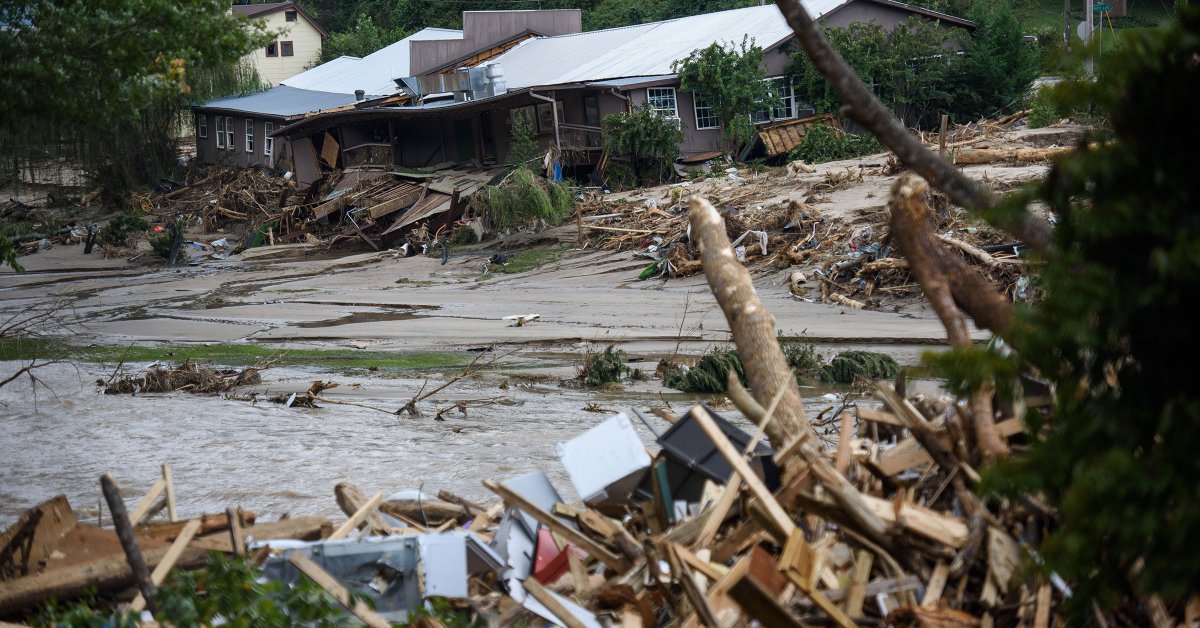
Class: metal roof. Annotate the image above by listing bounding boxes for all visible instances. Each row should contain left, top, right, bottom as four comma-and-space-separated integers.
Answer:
485, 2, 847, 90
199, 85, 359, 118
281, 28, 463, 97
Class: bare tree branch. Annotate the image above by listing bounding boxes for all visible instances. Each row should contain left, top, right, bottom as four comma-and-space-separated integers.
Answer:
772, 0, 1055, 253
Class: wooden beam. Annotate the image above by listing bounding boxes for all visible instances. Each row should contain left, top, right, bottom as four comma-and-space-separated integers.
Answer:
287, 550, 390, 628
482, 480, 630, 573
0, 495, 77, 579
226, 508, 245, 557
726, 546, 802, 627
129, 519, 201, 612
0, 543, 207, 615
922, 562, 950, 609
690, 406, 795, 540
188, 515, 330, 553
524, 577, 588, 628
129, 479, 168, 525
161, 465, 177, 523
779, 530, 855, 627
845, 550, 872, 618
329, 492, 383, 540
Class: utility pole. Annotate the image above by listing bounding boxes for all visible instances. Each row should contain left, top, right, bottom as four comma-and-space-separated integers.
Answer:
1063, 0, 1071, 53
1085, 0, 1094, 76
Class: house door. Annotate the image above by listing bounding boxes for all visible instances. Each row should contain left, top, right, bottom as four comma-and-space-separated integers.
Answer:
453, 119, 476, 163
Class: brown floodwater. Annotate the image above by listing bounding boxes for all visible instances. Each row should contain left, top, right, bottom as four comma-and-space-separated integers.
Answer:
0, 360, 895, 527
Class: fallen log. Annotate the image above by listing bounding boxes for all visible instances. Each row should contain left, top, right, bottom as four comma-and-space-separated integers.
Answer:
0, 539, 206, 615
187, 515, 331, 553
379, 498, 470, 527
952, 147, 1071, 166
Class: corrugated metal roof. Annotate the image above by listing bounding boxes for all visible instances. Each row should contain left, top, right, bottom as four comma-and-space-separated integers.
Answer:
487, 2, 848, 89
200, 85, 358, 118
282, 28, 463, 96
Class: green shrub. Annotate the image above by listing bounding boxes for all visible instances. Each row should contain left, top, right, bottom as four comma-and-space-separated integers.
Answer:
788, 124, 883, 164
820, 350, 899, 384
601, 104, 682, 186
99, 211, 149, 246
448, 225, 478, 246
780, 335, 823, 382
35, 553, 346, 627
581, 345, 627, 387
473, 168, 570, 232
663, 346, 746, 394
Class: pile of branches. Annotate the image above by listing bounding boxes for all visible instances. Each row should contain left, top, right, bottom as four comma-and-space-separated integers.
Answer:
99, 360, 261, 395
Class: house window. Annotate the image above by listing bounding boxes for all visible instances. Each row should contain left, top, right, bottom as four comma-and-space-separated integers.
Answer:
582, 95, 599, 127
226, 117, 235, 150
693, 94, 718, 130
770, 78, 797, 120
197, 115, 207, 139
647, 87, 678, 120
245, 119, 254, 153
281, 41, 294, 57
285, 9, 297, 22
215, 116, 225, 148
264, 122, 274, 156
265, 41, 278, 57
753, 77, 797, 123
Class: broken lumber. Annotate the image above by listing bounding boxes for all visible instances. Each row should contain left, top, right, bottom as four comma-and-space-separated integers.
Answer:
187, 515, 331, 553
101, 474, 157, 613
129, 518, 202, 612
334, 482, 391, 536
952, 147, 1071, 166
287, 550, 390, 628
0, 495, 77, 580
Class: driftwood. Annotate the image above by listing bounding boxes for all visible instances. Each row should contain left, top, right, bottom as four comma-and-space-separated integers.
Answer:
101, 474, 157, 614
888, 175, 1011, 458
689, 195, 890, 547
952, 147, 1071, 166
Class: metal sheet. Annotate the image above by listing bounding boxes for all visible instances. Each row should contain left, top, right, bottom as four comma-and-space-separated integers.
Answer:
557, 413, 650, 505
282, 28, 464, 97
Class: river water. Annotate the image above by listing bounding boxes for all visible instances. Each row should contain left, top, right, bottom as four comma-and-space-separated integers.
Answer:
3, 361, 833, 527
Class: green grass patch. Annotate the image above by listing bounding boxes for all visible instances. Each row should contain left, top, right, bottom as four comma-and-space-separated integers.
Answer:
495, 247, 566, 274
0, 338, 468, 371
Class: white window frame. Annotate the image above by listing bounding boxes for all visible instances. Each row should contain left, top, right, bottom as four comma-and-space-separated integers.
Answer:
753, 77, 798, 124
264, 122, 274, 156
225, 117, 235, 151
197, 114, 207, 139
245, 119, 254, 153
692, 93, 718, 130
215, 116, 225, 148
646, 87, 679, 124
770, 78, 797, 121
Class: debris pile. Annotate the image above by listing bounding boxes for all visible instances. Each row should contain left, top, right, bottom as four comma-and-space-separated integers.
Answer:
98, 360, 261, 395
578, 118, 1070, 307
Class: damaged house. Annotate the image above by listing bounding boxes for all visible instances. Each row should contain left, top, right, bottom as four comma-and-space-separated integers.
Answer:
191, 1, 969, 246
258, 0, 971, 182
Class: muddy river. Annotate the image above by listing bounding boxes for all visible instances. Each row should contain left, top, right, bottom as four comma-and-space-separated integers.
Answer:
1, 361, 866, 527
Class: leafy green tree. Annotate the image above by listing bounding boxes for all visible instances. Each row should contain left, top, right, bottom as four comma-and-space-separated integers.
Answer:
584, 0, 670, 31
946, 0, 1037, 121
789, 17, 957, 127
601, 104, 683, 185
674, 37, 772, 149
0, 0, 269, 133
320, 13, 408, 62
0, 238, 21, 272
0, 0, 269, 199
930, 9, 1200, 615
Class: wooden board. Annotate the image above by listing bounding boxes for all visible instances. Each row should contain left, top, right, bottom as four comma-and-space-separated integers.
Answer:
0, 495, 77, 580
320, 132, 340, 168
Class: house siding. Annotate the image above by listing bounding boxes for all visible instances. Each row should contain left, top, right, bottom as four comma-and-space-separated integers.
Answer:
243, 11, 324, 85
195, 112, 288, 169
410, 10, 582, 75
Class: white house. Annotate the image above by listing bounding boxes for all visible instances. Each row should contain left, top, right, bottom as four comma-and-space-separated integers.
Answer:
232, 2, 327, 86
